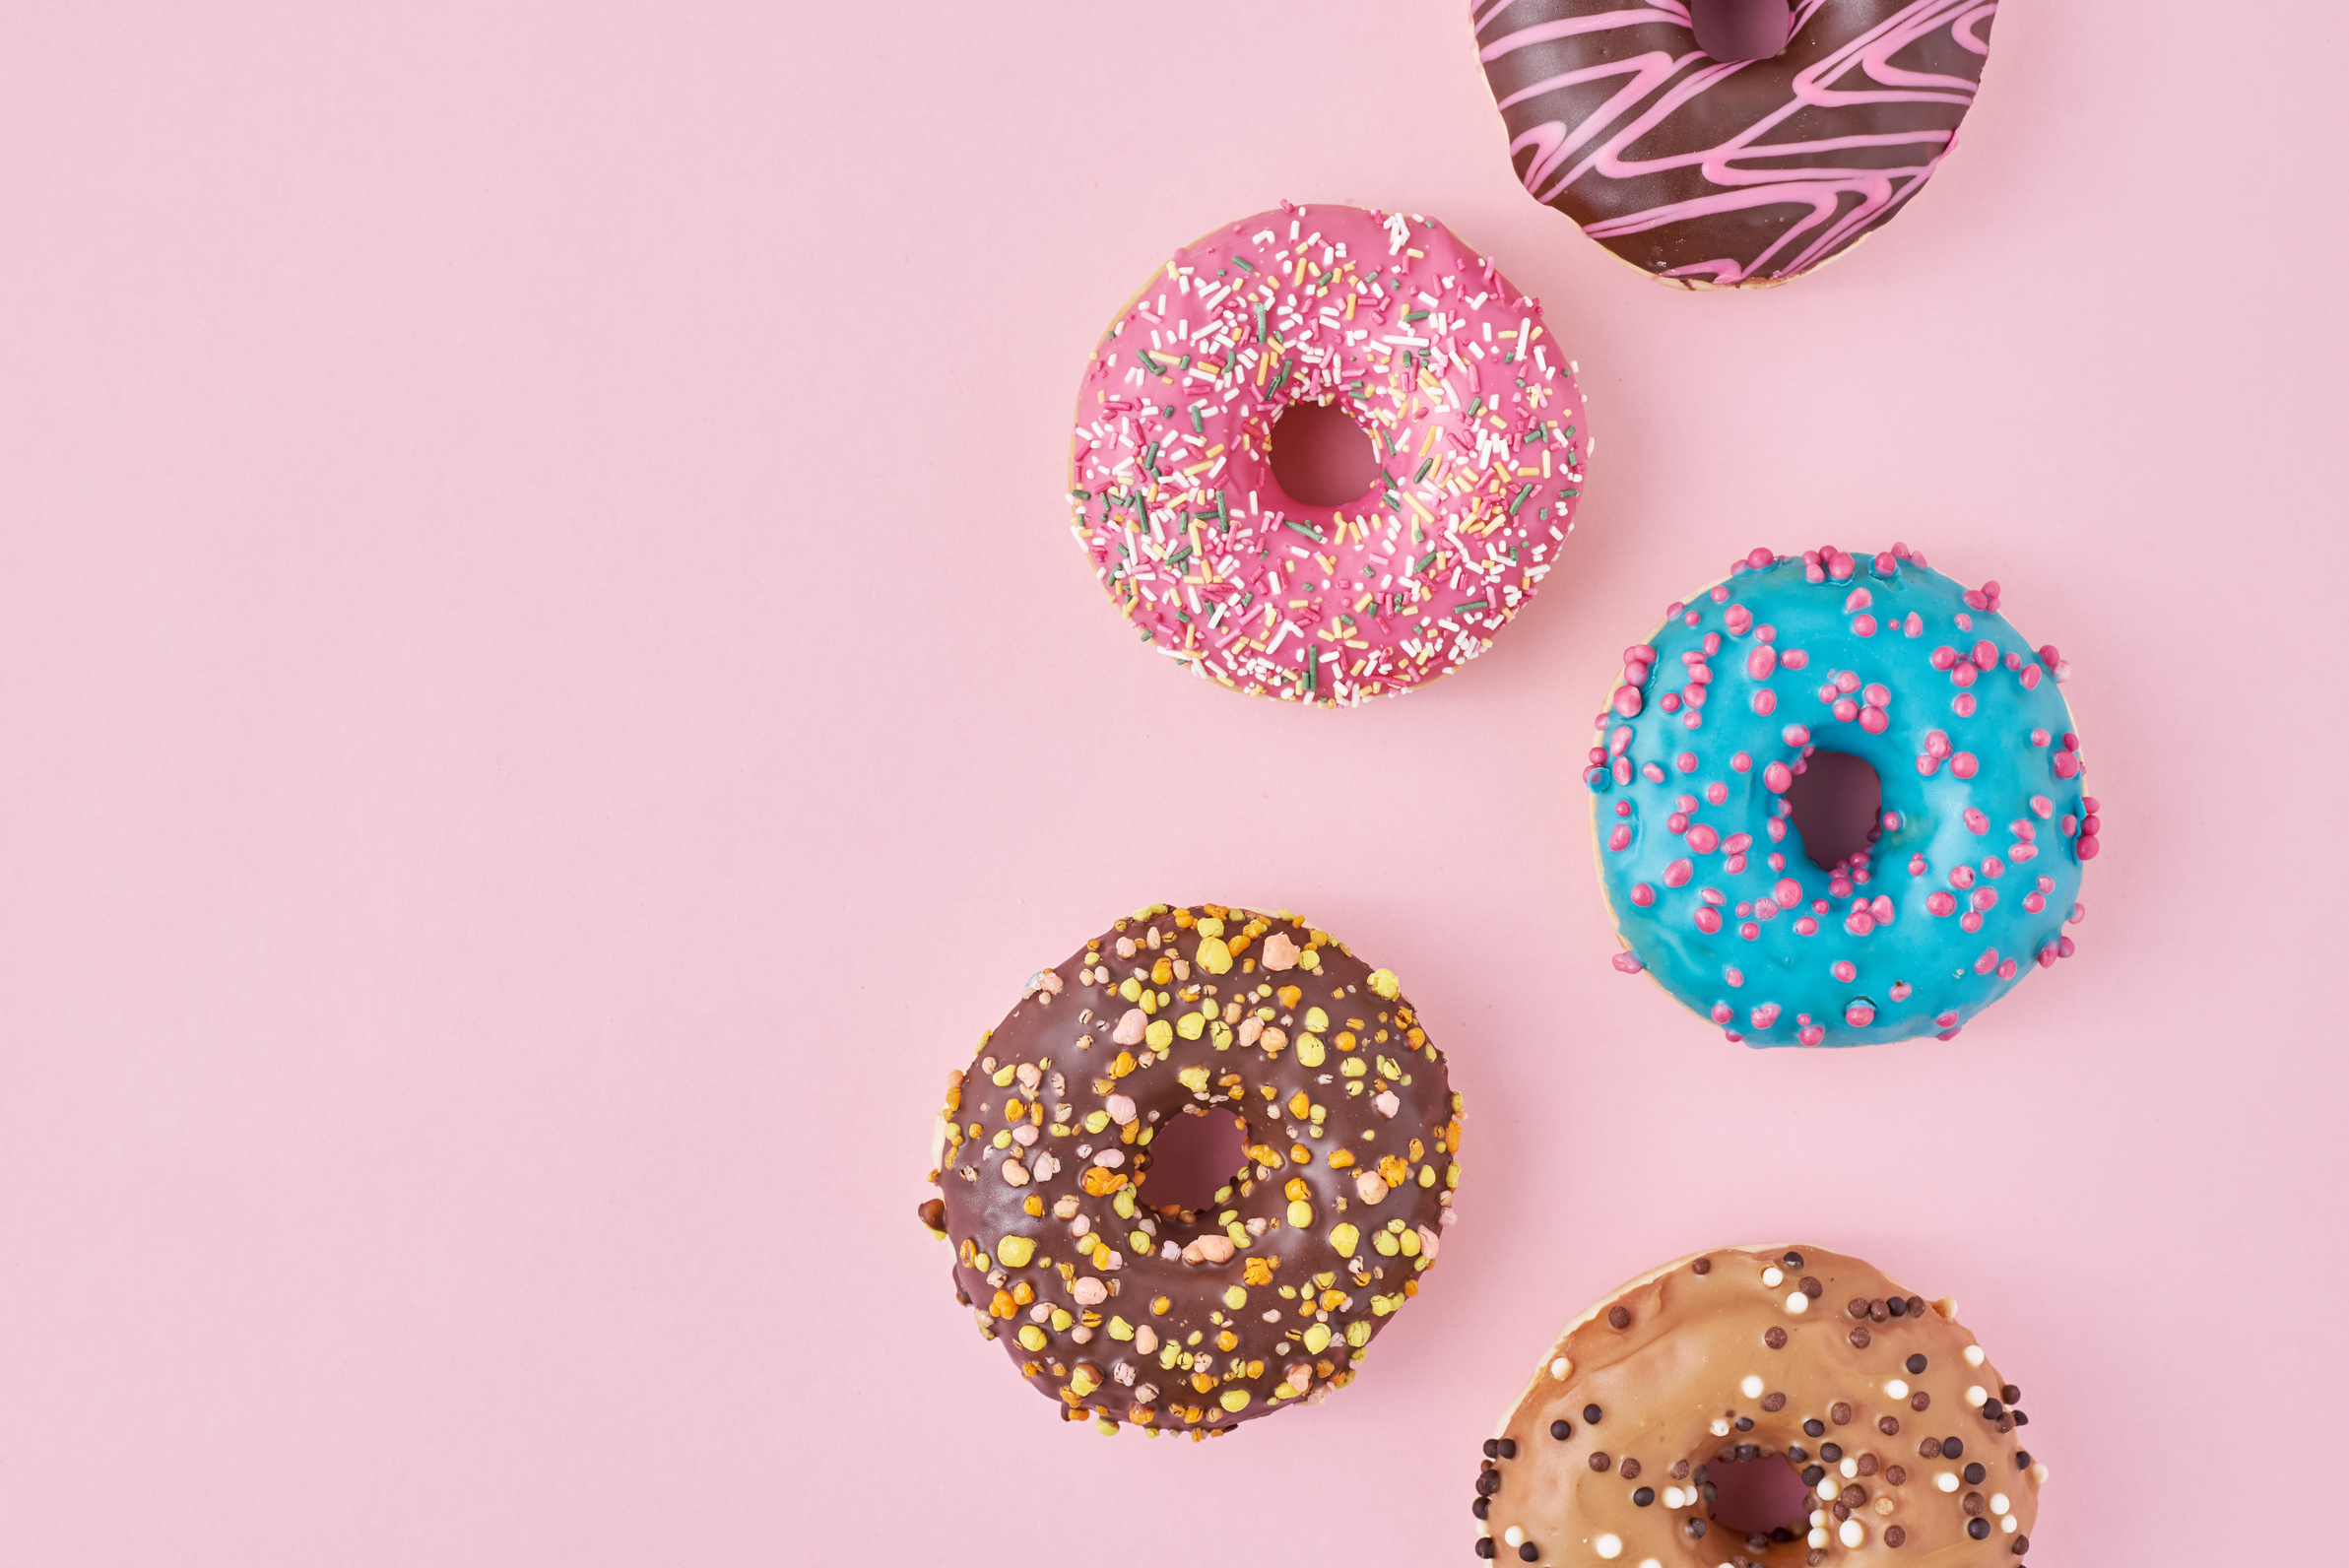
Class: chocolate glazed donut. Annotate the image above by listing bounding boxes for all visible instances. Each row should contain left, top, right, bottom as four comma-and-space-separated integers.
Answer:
921, 903, 1463, 1436
1470, 0, 1996, 287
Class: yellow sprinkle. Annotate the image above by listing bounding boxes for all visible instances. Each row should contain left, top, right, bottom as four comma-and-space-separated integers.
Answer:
1330, 1222, 1360, 1258
1303, 1322, 1333, 1353
1017, 1325, 1047, 1351
1195, 937, 1233, 974
1219, 1387, 1252, 1412
1367, 968, 1401, 1000
1144, 1020, 1174, 1050
996, 1236, 1036, 1268
1286, 1200, 1314, 1227
1223, 1285, 1248, 1309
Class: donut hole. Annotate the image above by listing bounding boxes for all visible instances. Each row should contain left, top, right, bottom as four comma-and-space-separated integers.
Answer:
1784, 750, 1884, 873
1136, 1107, 1250, 1217
1705, 1452, 1813, 1538
1687, 0, 1793, 62
1268, 399, 1382, 508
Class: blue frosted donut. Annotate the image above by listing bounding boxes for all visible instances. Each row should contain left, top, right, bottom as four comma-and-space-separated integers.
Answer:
1587, 544, 2101, 1047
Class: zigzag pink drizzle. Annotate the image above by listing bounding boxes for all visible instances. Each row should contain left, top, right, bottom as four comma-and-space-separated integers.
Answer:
1473, 0, 1994, 285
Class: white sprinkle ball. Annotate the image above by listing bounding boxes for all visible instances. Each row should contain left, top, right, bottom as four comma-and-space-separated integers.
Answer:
1739, 1375, 1764, 1398
1990, 1493, 2009, 1515
1884, 1378, 1909, 1399
1816, 1478, 1838, 1500
1505, 1526, 1526, 1547
1965, 1384, 1989, 1407
1761, 1267, 1785, 1287
1786, 1290, 1809, 1313
1937, 1472, 1961, 1493
1964, 1343, 1986, 1367
1550, 1356, 1570, 1379
1839, 1520, 1864, 1548
1594, 1534, 1623, 1560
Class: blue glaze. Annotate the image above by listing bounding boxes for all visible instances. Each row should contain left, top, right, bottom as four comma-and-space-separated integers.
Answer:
1587, 548, 2092, 1046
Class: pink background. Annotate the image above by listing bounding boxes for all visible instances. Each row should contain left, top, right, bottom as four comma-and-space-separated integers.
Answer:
2, 3, 2342, 1562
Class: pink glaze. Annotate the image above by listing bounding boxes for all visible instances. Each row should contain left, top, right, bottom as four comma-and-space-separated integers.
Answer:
1068, 206, 1588, 707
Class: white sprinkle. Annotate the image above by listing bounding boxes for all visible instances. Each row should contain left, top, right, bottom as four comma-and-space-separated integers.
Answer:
1839, 1520, 1864, 1548
1937, 1471, 1961, 1493
1816, 1478, 1837, 1500
2031, 1463, 2050, 1482
1739, 1375, 1764, 1399
1806, 1530, 1828, 1549
2002, 1514, 2019, 1533
1711, 1418, 1730, 1437
1964, 1343, 1986, 1367
1990, 1493, 2009, 1515
1550, 1356, 1571, 1379
1965, 1384, 1989, 1407
1786, 1290, 1809, 1313
1504, 1526, 1526, 1547
1884, 1378, 1909, 1400
1664, 1487, 1685, 1508
1761, 1267, 1784, 1287
1594, 1535, 1622, 1560
1840, 1458, 1858, 1478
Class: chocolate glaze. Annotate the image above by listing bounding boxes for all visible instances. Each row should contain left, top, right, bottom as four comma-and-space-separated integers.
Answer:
925, 904, 1461, 1435
1471, 1, 1995, 287
1480, 1245, 2044, 1564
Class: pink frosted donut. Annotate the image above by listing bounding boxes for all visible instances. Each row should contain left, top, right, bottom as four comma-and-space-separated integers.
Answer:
1068, 205, 1590, 707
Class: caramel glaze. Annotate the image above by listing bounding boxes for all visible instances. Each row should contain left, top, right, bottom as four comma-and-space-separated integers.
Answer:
1476, 1246, 2044, 1565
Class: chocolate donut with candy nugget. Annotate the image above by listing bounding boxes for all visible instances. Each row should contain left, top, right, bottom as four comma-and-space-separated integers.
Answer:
919, 903, 1463, 1437
1473, 1245, 2046, 1565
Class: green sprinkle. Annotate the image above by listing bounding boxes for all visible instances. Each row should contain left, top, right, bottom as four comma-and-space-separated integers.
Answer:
1510, 482, 1535, 514
1168, 545, 1194, 567
1190, 405, 1205, 434
1412, 458, 1433, 483
1468, 397, 1484, 418
1232, 255, 1256, 272
1404, 309, 1429, 323
1454, 600, 1488, 616
1138, 350, 1163, 375
1270, 359, 1292, 393
1413, 551, 1438, 573
1283, 519, 1325, 543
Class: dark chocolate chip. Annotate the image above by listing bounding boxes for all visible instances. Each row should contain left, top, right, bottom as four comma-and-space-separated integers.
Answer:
1885, 1526, 1907, 1548
1983, 1399, 2006, 1420
1686, 1519, 1708, 1539
1498, 1439, 1517, 1459
1964, 1463, 1987, 1485
1819, 1443, 1843, 1463
1607, 1305, 1632, 1331
1471, 1497, 1489, 1520
1783, 1250, 1805, 1267
1483, 1438, 1500, 1459
1941, 1436, 1964, 1459
1734, 1416, 1753, 1432
1519, 1544, 1539, 1562
2012, 1535, 2029, 1554
1475, 1539, 1496, 1560
1583, 1404, 1603, 1424
1801, 1465, 1826, 1485
1803, 1419, 1826, 1438
1692, 1257, 1712, 1275
2012, 1409, 2029, 1426
1476, 1470, 1501, 1496
1968, 1518, 1991, 1540
1549, 1419, 1572, 1441
1633, 1487, 1655, 1507
2000, 1382, 2020, 1404
1906, 1354, 1927, 1374
1887, 1296, 1908, 1317
1589, 1453, 1610, 1472
1799, 1275, 1823, 1298
2016, 1451, 2032, 1470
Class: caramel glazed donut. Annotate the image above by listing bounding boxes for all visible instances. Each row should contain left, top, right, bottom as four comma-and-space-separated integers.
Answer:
1475, 1247, 2045, 1566
919, 904, 1463, 1437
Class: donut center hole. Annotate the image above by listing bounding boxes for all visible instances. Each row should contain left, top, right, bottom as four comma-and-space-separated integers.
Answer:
1706, 1453, 1813, 1537
1783, 750, 1883, 872
1688, 0, 1793, 61
1137, 1107, 1249, 1216
1268, 400, 1382, 507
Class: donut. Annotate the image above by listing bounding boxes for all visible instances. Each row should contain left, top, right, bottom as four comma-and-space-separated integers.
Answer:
1588, 544, 2096, 1046
1068, 204, 1589, 706
919, 902, 1464, 1435
1470, 1, 1996, 288
1475, 1245, 2047, 1564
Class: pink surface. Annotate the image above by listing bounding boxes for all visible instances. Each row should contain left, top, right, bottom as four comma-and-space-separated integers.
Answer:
0, 3, 2341, 1563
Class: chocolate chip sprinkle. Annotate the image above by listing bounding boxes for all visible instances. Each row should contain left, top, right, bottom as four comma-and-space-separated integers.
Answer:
1964, 1462, 1987, 1484
1830, 1402, 1853, 1425
1910, 1391, 1931, 1410
1941, 1436, 1965, 1459
1885, 1465, 1907, 1485
1496, 1438, 1517, 1459
1692, 1257, 1712, 1274
1618, 1458, 1641, 1479
1782, 1250, 1805, 1268
1761, 1392, 1787, 1412
1968, 1518, 1991, 1540
1519, 1543, 1539, 1562
1877, 1415, 1900, 1435
1906, 1353, 1928, 1374
1919, 1437, 1942, 1458
1475, 1539, 1495, 1560
1799, 1275, 1823, 1298
1803, 1418, 1826, 1438
1764, 1327, 1788, 1349
1583, 1404, 1603, 1424
1606, 1304, 1632, 1330
1589, 1452, 1610, 1472
1849, 1326, 1872, 1349
1632, 1486, 1655, 1507
1885, 1526, 1907, 1548
1549, 1418, 1572, 1440
1847, 1296, 1870, 1318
